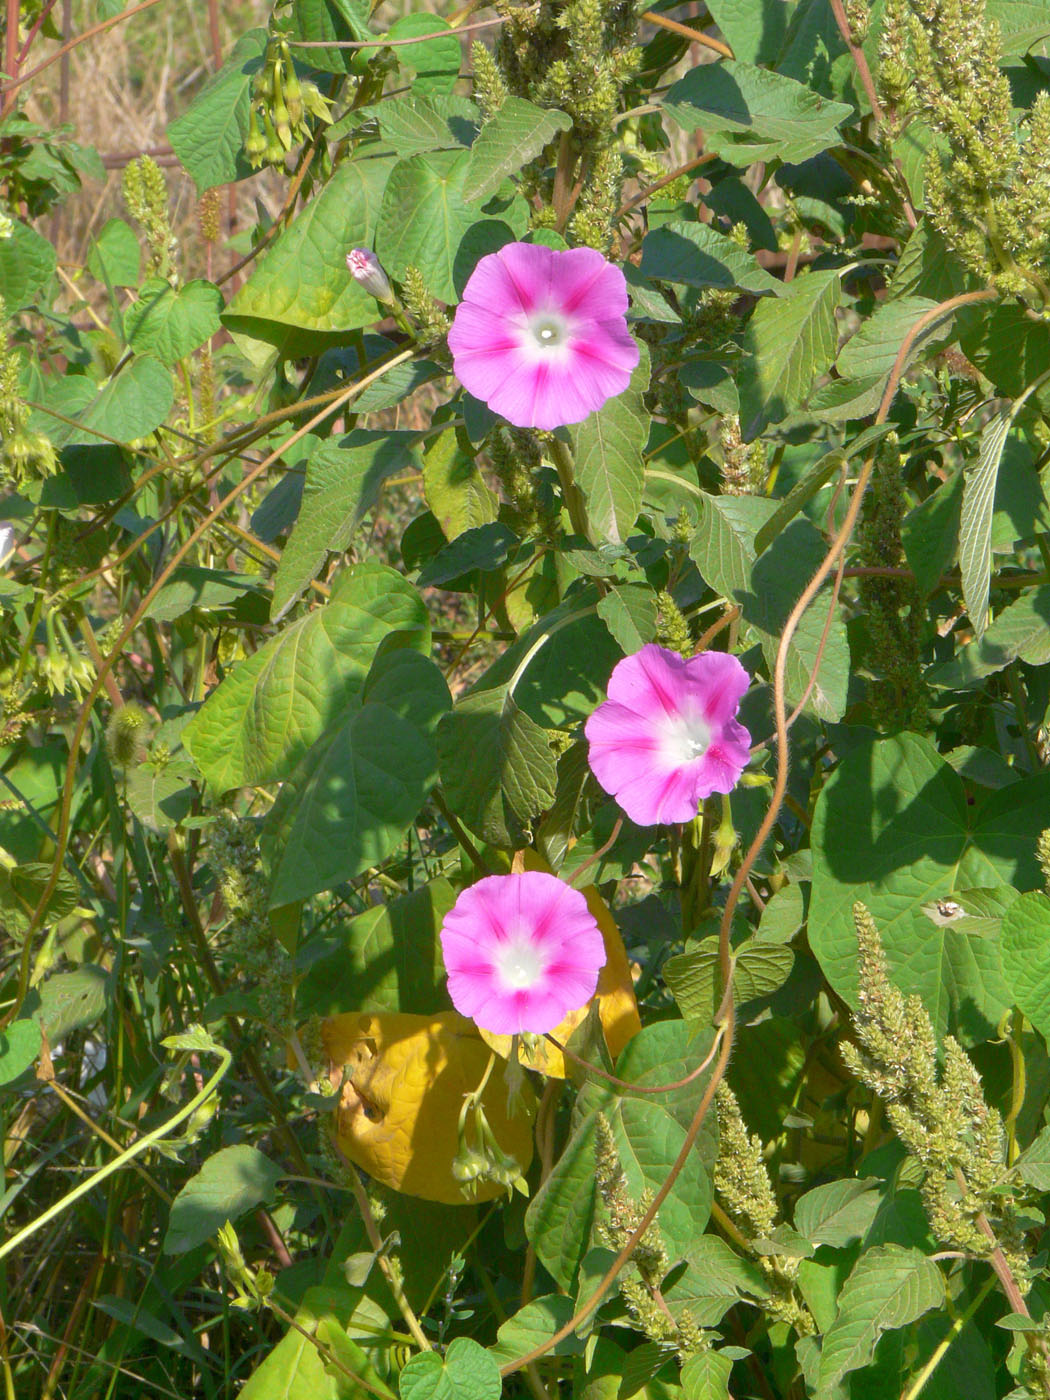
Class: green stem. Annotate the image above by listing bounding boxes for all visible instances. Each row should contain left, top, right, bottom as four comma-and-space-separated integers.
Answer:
899, 1273, 998, 1400
0, 1035, 231, 1266
549, 436, 591, 541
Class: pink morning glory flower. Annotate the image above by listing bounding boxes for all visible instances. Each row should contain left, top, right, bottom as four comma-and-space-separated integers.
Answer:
446, 241, 640, 431
440, 871, 607, 1036
585, 643, 752, 827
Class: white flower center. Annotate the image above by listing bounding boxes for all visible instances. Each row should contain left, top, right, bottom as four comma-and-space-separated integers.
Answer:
527, 312, 570, 351
659, 711, 711, 767
494, 929, 546, 990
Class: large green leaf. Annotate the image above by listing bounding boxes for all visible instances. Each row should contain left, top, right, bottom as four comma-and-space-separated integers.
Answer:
737, 269, 841, 438
600, 1095, 712, 1263
836, 295, 949, 383
167, 29, 267, 191
288, 0, 372, 74
399, 1338, 500, 1400
817, 1246, 943, 1399
375, 151, 489, 304
809, 731, 1050, 1039
702, 0, 787, 63
262, 650, 450, 907
125, 279, 223, 365
534, 1027, 717, 1290
384, 14, 461, 94
927, 585, 1050, 688
273, 432, 421, 618
36, 966, 110, 1042
435, 684, 557, 847
185, 563, 428, 792
461, 97, 571, 203
1001, 892, 1050, 1042
0, 1019, 41, 1088
571, 342, 650, 545
423, 424, 498, 540
372, 92, 479, 157
524, 1112, 600, 1291
86, 218, 141, 288
681, 1351, 733, 1400
164, 1145, 282, 1254
665, 935, 794, 1026
987, 0, 1050, 55
689, 494, 849, 721
489, 1296, 581, 1369
960, 404, 1011, 639
793, 1179, 882, 1249
663, 1233, 768, 1327
0, 218, 56, 308
640, 220, 782, 296
224, 157, 395, 353
296, 878, 455, 1018
59, 356, 174, 447
240, 1285, 390, 1400
662, 59, 854, 166
596, 583, 657, 653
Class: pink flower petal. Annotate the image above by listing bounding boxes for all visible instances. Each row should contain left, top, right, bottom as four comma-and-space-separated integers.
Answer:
605, 643, 689, 718
485, 359, 596, 431
692, 723, 753, 797
685, 651, 752, 726
610, 761, 705, 826
455, 244, 537, 315
547, 246, 628, 319
447, 302, 522, 359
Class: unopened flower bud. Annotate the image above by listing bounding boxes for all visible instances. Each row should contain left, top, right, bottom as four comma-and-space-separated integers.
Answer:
244, 105, 267, 166
346, 248, 394, 303
0, 522, 14, 566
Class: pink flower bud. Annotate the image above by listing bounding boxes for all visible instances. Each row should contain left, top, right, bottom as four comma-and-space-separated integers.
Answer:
346, 248, 393, 303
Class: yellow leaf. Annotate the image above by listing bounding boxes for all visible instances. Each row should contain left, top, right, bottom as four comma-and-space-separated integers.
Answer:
321, 1009, 536, 1204
478, 852, 642, 1078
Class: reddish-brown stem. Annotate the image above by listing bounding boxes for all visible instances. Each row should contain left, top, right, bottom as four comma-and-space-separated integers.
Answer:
552, 130, 577, 233
617, 152, 717, 219
693, 604, 741, 656
16, 0, 60, 64
564, 817, 623, 886
500, 1024, 733, 1377
2, 0, 20, 116
290, 13, 508, 49
543, 1023, 724, 1097
826, 0, 918, 230
827, 0, 882, 121
719, 290, 997, 986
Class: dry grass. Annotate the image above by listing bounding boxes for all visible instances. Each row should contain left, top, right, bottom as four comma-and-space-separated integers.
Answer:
19, 2, 275, 275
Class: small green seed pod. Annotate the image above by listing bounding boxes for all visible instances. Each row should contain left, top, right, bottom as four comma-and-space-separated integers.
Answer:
106, 702, 150, 766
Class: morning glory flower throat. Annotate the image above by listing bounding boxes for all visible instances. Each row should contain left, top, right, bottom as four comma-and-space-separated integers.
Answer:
447, 241, 640, 430
440, 871, 606, 1036
585, 643, 752, 827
